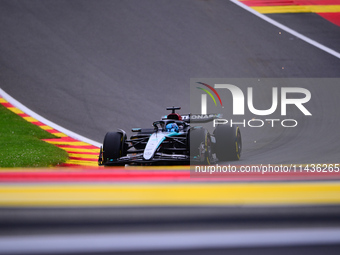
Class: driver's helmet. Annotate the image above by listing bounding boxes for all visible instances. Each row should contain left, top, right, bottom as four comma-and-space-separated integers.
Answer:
166, 123, 179, 132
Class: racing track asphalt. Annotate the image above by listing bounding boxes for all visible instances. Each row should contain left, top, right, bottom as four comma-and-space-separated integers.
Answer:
1, 0, 340, 165
1, 0, 340, 254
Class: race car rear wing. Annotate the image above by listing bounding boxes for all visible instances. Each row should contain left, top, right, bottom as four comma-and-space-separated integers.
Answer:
162, 113, 223, 123
182, 113, 223, 123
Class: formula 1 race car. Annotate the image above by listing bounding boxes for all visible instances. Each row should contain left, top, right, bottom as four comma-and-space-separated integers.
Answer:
98, 107, 241, 166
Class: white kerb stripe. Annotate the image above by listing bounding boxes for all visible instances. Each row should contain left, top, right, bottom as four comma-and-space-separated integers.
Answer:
230, 0, 340, 59
0, 88, 101, 148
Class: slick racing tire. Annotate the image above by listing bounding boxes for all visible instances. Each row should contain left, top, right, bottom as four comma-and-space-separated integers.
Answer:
189, 127, 213, 165
102, 132, 127, 165
214, 125, 241, 161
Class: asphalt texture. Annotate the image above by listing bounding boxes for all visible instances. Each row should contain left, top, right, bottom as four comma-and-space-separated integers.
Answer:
1, 0, 340, 254
1, 0, 340, 165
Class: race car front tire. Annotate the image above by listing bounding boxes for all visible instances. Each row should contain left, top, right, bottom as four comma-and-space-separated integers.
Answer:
102, 131, 127, 165
189, 127, 213, 165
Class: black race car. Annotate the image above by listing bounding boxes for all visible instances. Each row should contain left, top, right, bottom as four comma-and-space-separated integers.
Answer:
98, 107, 241, 166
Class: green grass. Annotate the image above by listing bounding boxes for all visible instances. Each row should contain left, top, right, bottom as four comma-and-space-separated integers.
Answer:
0, 104, 69, 167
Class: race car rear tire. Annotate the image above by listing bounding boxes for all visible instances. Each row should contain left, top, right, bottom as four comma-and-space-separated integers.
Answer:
189, 127, 213, 165
102, 132, 127, 165
214, 125, 241, 161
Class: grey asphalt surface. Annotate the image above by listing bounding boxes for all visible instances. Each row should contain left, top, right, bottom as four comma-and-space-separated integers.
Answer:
1, 0, 340, 254
0, 0, 339, 145
267, 13, 340, 53
1, 0, 340, 165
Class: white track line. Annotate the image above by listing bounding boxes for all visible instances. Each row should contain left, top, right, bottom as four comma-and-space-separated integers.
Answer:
230, 0, 340, 59
2, 2, 339, 149
0, 88, 101, 148
0, 227, 340, 254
